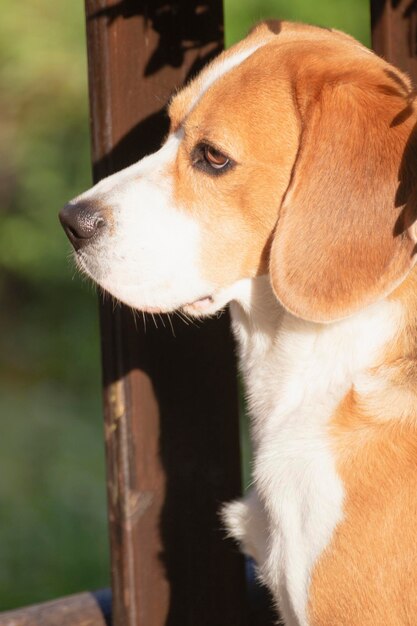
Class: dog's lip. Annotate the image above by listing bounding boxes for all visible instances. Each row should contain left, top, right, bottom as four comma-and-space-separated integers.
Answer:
183, 295, 214, 311
140, 295, 214, 315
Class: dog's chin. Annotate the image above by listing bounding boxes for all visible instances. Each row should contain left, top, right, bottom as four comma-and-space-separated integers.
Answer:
80, 270, 225, 318
74, 252, 235, 317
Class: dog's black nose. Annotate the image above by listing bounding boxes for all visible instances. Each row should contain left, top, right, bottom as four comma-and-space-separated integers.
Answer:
59, 201, 106, 250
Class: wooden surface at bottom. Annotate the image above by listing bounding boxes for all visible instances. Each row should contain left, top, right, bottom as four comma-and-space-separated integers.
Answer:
0, 589, 111, 626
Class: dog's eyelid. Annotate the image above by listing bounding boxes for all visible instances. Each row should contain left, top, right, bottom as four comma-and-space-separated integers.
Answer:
198, 139, 233, 159
194, 140, 236, 162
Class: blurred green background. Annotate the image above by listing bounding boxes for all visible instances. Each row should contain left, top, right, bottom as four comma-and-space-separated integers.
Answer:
0, 0, 369, 611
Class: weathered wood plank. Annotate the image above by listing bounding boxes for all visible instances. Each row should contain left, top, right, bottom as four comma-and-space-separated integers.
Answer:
0, 590, 111, 626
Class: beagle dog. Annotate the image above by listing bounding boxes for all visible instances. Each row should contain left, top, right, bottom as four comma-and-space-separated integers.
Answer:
60, 21, 417, 626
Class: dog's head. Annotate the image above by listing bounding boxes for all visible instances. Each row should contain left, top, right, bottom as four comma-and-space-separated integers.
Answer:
60, 21, 417, 322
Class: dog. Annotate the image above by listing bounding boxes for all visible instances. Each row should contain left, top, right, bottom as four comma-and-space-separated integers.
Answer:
60, 20, 417, 626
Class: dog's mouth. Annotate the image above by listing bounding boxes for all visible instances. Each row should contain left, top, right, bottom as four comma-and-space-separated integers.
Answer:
182, 295, 214, 314
142, 295, 215, 316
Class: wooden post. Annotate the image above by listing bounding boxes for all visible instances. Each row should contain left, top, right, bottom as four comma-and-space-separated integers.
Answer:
84, 2, 248, 626
371, 0, 417, 82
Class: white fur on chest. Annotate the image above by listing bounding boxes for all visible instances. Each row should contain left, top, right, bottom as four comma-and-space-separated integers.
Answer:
224, 277, 400, 626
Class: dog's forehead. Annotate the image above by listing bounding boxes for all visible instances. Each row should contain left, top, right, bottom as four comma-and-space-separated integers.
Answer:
168, 21, 370, 131
168, 25, 278, 129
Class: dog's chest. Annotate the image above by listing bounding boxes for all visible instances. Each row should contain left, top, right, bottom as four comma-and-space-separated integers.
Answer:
229, 291, 399, 625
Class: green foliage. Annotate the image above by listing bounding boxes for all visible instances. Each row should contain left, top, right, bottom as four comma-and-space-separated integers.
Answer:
0, 0, 108, 609
0, 0, 370, 610
0, 384, 108, 606
225, 0, 370, 46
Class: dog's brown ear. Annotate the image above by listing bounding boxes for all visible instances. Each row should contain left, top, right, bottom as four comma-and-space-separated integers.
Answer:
270, 66, 417, 322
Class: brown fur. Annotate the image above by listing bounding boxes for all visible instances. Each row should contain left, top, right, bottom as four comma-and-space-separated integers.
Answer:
309, 394, 417, 625
308, 267, 417, 624
170, 46, 299, 285
270, 45, 417, 322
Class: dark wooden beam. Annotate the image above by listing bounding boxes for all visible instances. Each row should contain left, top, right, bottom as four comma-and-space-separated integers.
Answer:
0, 590, 111, 626
84, 2, 247, 625
371, 0, 417, 82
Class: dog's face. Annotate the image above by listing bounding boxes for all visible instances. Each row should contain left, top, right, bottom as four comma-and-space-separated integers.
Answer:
60, 21, 417, 322
60, 23, 299, 317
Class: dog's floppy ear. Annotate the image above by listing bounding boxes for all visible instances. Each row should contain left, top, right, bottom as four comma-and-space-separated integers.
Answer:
270, 65, 417, 322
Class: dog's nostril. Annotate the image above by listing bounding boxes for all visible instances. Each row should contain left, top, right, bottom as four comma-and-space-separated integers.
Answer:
59, 201, 107, 250
66, 224, 80, 240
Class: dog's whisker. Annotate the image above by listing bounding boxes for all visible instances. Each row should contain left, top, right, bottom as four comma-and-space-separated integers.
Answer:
129, 305, 139, 331
167, 312, 176, 338
158, 313, 167, 329
174, 310, 189, 326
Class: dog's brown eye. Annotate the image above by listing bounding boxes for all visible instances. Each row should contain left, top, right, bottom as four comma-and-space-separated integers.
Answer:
204, 146, 230, 169
192, 142, 234, 176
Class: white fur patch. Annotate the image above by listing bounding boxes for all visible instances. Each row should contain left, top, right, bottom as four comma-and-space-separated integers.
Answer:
224, 276, 401, 626
188, 43, 265, 112
221, 489, 268, 565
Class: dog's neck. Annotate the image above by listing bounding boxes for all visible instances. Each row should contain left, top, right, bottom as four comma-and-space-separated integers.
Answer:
229, 276, 402, 446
